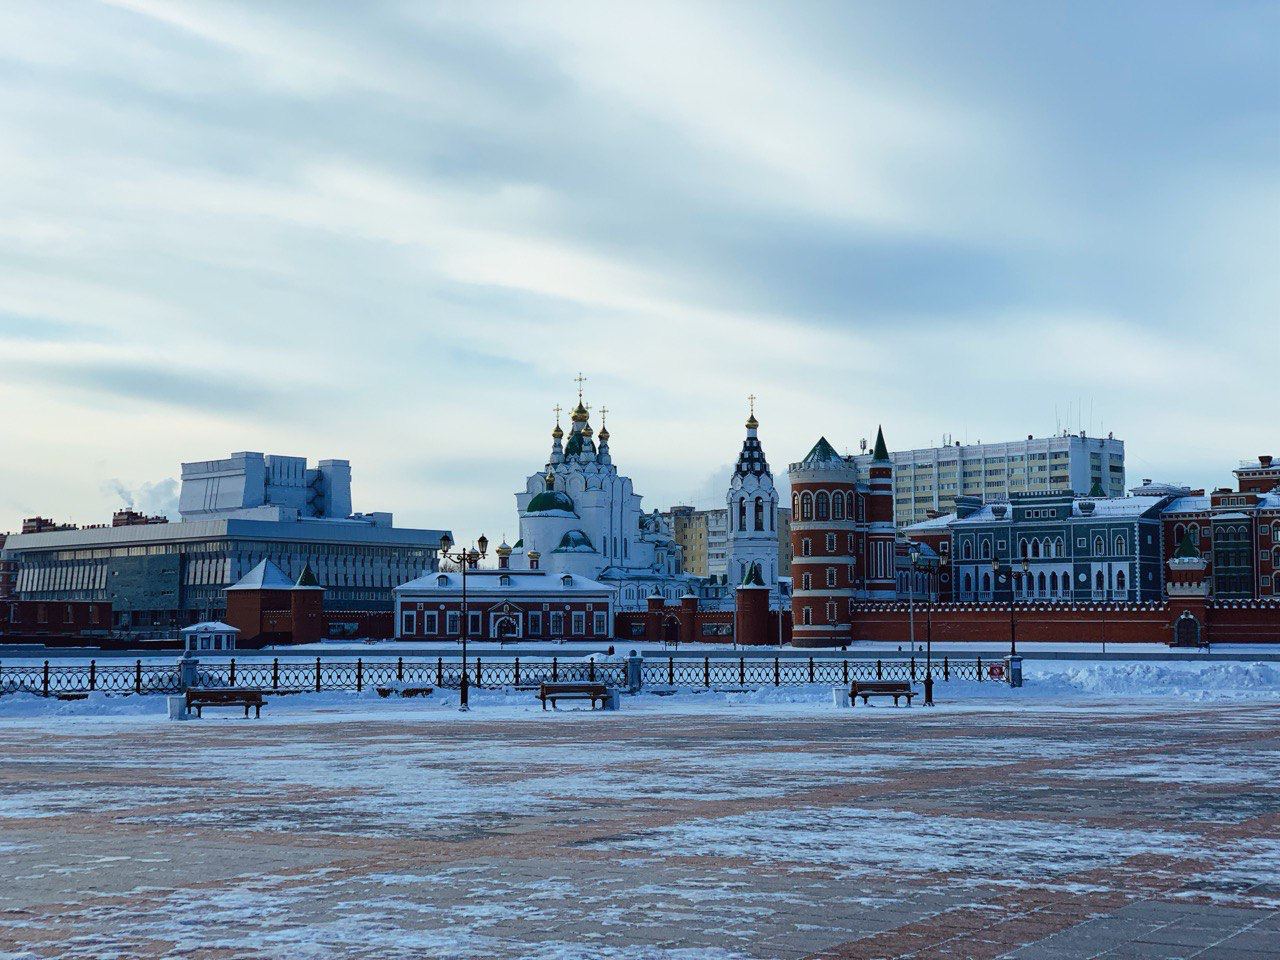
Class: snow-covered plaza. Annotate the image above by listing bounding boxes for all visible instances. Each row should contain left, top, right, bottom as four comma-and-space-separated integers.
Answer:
1, 662, 1279, 959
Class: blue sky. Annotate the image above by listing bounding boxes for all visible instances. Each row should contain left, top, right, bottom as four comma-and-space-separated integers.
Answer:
1, 1, 1276, 541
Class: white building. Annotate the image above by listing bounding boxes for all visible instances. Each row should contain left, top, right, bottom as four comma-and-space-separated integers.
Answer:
510, 391, 694, 610
850, 431, 1126, 527
180, 452, 364, 523
725, 403, 781, 605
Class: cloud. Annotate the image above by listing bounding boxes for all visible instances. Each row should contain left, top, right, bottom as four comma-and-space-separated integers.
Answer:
99, 477, 179, 518
0, 0, 1274, 539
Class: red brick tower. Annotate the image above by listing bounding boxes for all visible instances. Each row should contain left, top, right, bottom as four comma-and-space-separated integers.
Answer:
788, 437, 858, 647
865, 426, 897, 599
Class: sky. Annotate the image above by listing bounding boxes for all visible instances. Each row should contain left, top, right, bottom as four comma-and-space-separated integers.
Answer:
1, 0, 1276, 542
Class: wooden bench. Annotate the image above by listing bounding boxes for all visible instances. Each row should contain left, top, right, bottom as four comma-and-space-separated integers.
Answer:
850, 680, 914, 707
186, 688, 265, 718
538, 682, 609, 710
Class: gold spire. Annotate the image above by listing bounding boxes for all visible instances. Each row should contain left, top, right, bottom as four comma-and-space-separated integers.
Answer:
552, 403, 563, 440
598, 405, 609, 442
570, 373, 590, 422
746, 393, 759, 429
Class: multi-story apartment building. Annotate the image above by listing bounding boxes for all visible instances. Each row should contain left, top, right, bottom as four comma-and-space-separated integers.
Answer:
661, 505, 789, 581
851, 431, 1126, 527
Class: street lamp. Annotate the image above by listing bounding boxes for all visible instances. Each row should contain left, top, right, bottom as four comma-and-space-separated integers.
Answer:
439, 532, 488, 710
992, 553, 1030, 659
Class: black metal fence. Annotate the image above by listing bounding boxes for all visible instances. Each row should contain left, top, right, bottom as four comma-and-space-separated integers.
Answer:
0, 654, 1001, 698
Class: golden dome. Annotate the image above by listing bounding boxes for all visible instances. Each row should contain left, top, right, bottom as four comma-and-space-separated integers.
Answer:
496, 540, 512, 557
571, 401, 589, 423
598, 425, 610, 442
745, 413, 759, 429
552, 423, 564, 440
582, 423, 594, 437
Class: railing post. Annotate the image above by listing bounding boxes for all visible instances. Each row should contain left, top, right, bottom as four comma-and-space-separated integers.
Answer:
437, 657, 443, 687
552, 656, 559, 682
808, 656, 814, 684
135, 659, 142, 694
397, 656, 404, 682
356, 658, 363, 693
89, 659, 96, 691
739, 656, 745, 686
668, 656, 674, 686
315, 656, 322, 692
876, 659, 883, 680
943, 656, 949, 682
843, 660, 848, 685
910, 656, 916, 683
43, 660, 49, 697
703, 656, 710, 688
589, 658, 596, 683
773, 656, 780, 687
229, 658, 236, 687
515, 656, 521, 686
272, 658, 279, 691
977, 656, 983, 682
476, 657, 483, 688
626, 650, 643, 693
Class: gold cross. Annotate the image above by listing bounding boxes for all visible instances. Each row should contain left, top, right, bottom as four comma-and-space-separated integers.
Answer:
748, 393, 757, 416
552, 403, 562, 424
574, 372, 587, 401
599, 405, 608, 425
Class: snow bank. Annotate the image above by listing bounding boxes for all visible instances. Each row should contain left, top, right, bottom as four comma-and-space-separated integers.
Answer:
1023, 660, 1280, 701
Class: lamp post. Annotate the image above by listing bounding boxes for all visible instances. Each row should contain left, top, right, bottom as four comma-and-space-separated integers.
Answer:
991, 553, 1028, 687
439, 531, 488, 710
907, 545, 919, 657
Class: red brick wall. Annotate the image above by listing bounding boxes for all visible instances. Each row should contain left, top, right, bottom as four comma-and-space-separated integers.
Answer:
0, 599, 112, 638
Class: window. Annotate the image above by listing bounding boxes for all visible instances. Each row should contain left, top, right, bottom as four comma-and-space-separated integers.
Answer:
401, 611, 417, 636
982, 572, 992, 593
963, 573, 973, 594
1114, 536, 1125, 555
980, 540, 991, 560
1115, 569, 1126, 593
801, 573, 812, 590
446, 611, 460, 635
826, 567, 836, 587
437, 574, 448, 587
801, 538, 812, 557
528, 612, 542, 635
825, 533, 836, 552
1094, 536, 1104, 556
1031, 539, 1041, 558
962, 541, 973, 560
826, 601, 837, 623
423, 612, 438, 635
571, 611, 586, 635
801, 492, 813, 520
754, 497, 765, 531
1095, 570, 1104, 591
816, 491, 830, 520
469, 611, 482, 635
832, 494, 845, 520
738, 497, 747, 530
802, 607, 812, 625
848, 534, 856, 553
593, 611, 607, 635
550, 611, 564, 636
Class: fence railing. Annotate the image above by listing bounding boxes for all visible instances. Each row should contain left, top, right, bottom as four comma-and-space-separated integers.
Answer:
0, 654, 1003, 698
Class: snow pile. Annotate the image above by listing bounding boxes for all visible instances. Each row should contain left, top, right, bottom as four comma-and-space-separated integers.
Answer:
1024, 661, 1280, 701
0, 692, 164, 719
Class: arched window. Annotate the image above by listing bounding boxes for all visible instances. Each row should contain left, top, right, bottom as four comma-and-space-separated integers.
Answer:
1038, 572, 1047, 594
963, 572, 973, 594
1094, 536, 1104, 556
832, 494, 845, 520
1114, 536, 1125, 555
980, 540, 991, 560
793, 493, 800, 514
1020, 539, 1029, 559
1056, 538, 1065, 557
738, 497, 747, 531
981, 571, 992, 593
1049, 572, 1058, 594
801, 492, 813, 520
1031, 539, 1041, 558
802, 607, 812, 626
852, 494, 861, 521
801, 572, 812, 590
754, 497, 764, 531
1115, 569, 1126, 593
1095, 570, 1105, 591
962, 541, 973, 560
816, 491, 830, 521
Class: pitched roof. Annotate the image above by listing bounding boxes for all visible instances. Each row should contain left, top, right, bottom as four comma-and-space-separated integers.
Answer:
740, 560, 766, 587
295, 562, 321, 588
872, 426, 889, 462
226, 559, 295, 591
1174, 532, 1199, 559
801, 437, 843, 465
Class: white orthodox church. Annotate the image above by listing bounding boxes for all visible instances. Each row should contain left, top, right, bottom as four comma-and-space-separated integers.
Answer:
508, 389, 695, 610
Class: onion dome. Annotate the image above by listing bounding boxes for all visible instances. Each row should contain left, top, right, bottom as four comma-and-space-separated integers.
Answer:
552, 423, 564, 440
582, 423, 594, 438
745, 412, 759, 430
526, 490, 576, 514
571, 401, 589, 423
496, 539, 512, 557
598, 424, 609, 442
552, 529, 597, 553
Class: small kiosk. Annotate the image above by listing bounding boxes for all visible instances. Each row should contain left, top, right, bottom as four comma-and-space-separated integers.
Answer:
180, 621, 240, 655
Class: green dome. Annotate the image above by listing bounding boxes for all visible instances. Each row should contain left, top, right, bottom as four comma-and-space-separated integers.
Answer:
552, 529, 597, 553
526, 490, 575, 514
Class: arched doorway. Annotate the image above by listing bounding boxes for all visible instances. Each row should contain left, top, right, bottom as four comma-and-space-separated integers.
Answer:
663, 615, 681, 646
491, 613, 521, 641
1173, 614, 1201, 648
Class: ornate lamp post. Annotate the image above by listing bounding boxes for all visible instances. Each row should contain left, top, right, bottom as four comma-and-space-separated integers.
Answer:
991, 553, 1028, 686
907, 545, 919, 656
439, 531, 488, 710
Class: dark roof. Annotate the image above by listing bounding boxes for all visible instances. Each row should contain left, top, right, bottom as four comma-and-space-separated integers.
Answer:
733, 435, 771, 478
872, 426, 889, 462
526, 490, 576, 514
295, 562, 320, 588
740, 560, 765, 587
552, 529, 597, 553
1174, 532, 1200, 559
801, 437, 843, 465
564, 431, 595, 458
1088, 480, 1106, 497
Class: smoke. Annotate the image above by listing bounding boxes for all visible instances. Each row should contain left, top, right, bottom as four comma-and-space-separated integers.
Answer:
99, 477, 180, 518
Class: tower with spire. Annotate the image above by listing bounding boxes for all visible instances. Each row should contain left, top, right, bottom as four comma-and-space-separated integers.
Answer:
725, 395, 780, 605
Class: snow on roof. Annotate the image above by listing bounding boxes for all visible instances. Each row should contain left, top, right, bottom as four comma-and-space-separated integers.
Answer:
395, 569, 614, 594
226, 559, 295, 590
1074, 495, 1166, 518
1163, 496, 1211, 514
903, 514, 955, 531
181, 621, 239, 634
